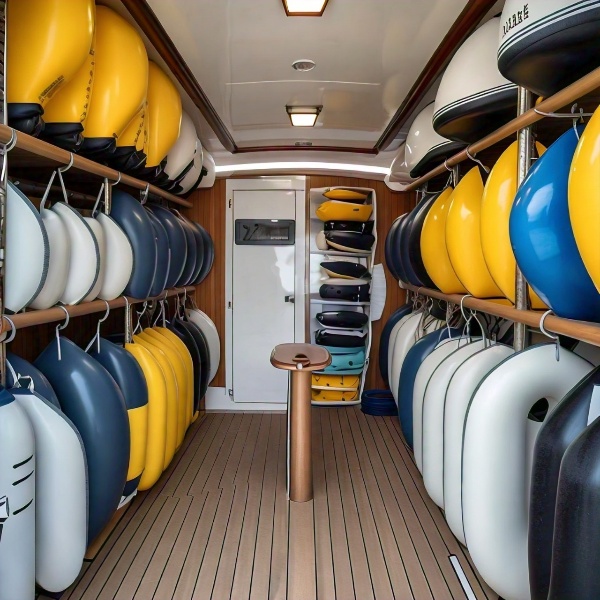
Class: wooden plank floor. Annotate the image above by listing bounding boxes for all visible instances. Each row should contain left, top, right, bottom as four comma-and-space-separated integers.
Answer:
47, 408, 498, 600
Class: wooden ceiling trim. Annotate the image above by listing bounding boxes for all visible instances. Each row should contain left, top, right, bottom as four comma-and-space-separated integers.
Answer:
374, 0, 499, 152
120, 0, 238, 153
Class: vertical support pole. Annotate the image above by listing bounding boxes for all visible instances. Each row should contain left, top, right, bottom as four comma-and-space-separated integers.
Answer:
514, 86, 533, 352
0, 0, 8, 386
289, 369, 313, 502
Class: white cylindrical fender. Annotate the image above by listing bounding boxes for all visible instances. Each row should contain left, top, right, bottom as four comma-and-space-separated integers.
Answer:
387, 312, 417, 391
13, 389, 87, 593
29, 208, 70, 310
197, 151, 215, 189
185, 308, 220, 384
164, 111, 198, 180
0, 389, 35, 600
422, 339, 487, 508
463, 344, 593, 600
443, 344, 514, 544
413, 338, 469, 472
97, 213, 134, 301
83, 217, 105, 302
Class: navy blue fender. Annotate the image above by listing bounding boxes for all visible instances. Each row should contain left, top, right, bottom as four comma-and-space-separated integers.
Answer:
398, 205, 423, 286
397, 327, 462, 447
110, 190, 157, 299
408, 192, 440, 288
167, 320, 200, 414
145, 208, 171, 297
379, 304, 413, 383
385, 216, 403, 280
529, 366, 600, 600
174, 215, 197, 287
186, 220, 205, 285
35, 337, 130, 543
147, 205, 187, 289
6, 351, 61, 409
548, 403, 600, 599
88, 338, 148, 498
179, 317, 211, 402
191, 222, 214, 285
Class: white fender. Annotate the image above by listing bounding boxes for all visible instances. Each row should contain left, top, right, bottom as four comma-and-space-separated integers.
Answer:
13, 389, 87, 593
463, 344, 593, 600
52, 203, 99, 305
387, 312, 416, 390
185, 308, 220, 384
422, 339, 487, 508
413, 338, 471, 472
97, 213, 134, 301
0, 390, 35, 600
178, 140, 204, 196
83, 218, 105, 302
164, 111, 198, 180
443, 344, 514, 545
5, 183, 49, 313
197, 151, 216, 189
29, 208, 70, 310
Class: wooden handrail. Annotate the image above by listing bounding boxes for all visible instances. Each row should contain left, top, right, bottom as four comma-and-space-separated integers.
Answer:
0, 125, 193, 209
404, 66, 600, 191
0, 287, 195, 333
403, 283, 600, 348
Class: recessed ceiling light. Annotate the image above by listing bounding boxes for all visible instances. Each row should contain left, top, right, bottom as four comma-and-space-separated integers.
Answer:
282, 0, 329, 16
292, 59, 316, 72
286, 105, 322, 127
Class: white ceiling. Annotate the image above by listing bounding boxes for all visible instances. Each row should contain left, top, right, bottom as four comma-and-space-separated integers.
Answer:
145, 0, 470, 158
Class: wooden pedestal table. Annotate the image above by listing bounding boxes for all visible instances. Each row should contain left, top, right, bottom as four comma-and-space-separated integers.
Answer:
270, 343, 331, 502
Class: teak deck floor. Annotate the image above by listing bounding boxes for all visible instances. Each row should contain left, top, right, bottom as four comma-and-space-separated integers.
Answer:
48, 408, 498, 600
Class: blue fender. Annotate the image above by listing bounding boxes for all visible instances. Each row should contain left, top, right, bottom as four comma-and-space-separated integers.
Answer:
397, 211, 423, 286
190, 222, 214, 285
6, 352, 60, 410
407, 192, 439, 288
145, 208, 171, 297
378, 303, 413, 384
174, 214, 197, 287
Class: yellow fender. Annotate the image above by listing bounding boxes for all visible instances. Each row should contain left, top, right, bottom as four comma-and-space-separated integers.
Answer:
144, 327, 193, 434
118, 105, 146, 152
481, 141, 547, 307
316, 201, 373, 222
311, 374, 360, 390
152, 327, 195, 428
137, 330, 187, 450
312, 389, 358, 402
7, 0, 94, 106
125, 343, 167, 492
420, 187, 467, 294
133, 334, 179, 469
82, 6, 148, 147
146, 62, 182, 168
323, 188, 368, 202
569, 105, 600, 293
446, 168, 504, 298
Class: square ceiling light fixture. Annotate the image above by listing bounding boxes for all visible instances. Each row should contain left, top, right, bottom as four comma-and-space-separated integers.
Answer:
286, 105, 322, 127
282, 0, 329, 16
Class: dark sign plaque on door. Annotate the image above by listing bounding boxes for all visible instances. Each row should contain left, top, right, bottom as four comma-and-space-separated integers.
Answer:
235, 219, 295, 245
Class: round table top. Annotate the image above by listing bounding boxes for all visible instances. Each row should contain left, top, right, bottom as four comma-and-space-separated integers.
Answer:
270, 343, 331, 371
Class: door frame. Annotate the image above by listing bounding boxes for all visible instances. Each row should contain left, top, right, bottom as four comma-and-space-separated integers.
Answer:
224, 177, 306, 410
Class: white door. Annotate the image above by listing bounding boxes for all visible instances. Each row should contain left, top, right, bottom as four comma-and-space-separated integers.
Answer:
230, 189, 299, 403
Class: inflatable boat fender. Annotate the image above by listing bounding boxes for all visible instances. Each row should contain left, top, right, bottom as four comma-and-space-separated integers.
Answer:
52, 202, 99, 305
34, 337, 130, 544
443, 344, 514, 545
6, 352, 60, 410
125, 344, 168, 491
378, 304, 412, 383
12, 388, 87, 593
422, 339, 487, 508
185, 308, 220, 384
0, 387, 35, 600
176, 317, 210, 404
407, 192, 440, 288
148, 205, 187, 289
186, 220, 205, 284
197, 152, 216, 189
83, 217, 106, 302
396, 211, 423, 286
528, 365, 600, 599
386, 312, 417, 390
174, 215, 198, 287
384, 215, 404, 281
190, 222, 214, 285
97, 213, 134, 301
462, 344, 593, 600
5, 182, 49, 313
88, 339, 149, 498
397, 327, 462, 447
145, 209, 171, 297
316, 201, 373, 223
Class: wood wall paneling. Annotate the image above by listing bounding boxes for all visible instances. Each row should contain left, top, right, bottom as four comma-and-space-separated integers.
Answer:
185, 176, 415, 395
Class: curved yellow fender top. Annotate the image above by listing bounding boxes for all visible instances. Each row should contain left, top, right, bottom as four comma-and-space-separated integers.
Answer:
145, 327, 193, 433
83, 6, 148, 139
316, 201, 373, 223
420, 187, 467, 294
126, 343, 167, 491
43, 29, 95, 126
323, 188, 368, 202
133, 334, 178, 469
138, 330, 187, 450
7, 0, 94, 105
117, 104, 147, 152
152, 327, 195, 427
569, 104, 600, 293
481, 141, 547, 307
311, 374, 360, 390
312, 389, 358, 402
146, 62, 182, 168
446, 167, 504, 298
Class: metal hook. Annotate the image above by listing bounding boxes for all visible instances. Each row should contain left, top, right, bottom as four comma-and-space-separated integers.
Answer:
539, 309, 560, 361
39, 170, 58, 211
56, 168, 70, 204
55, 307, 70, 361
1, 129, 17, 183
110, 172, 122, 187
443, 159, 453, 172
2, 316, 17, 344
58, 153, 75, 173
133, 301, 148, 335
459, 294, 473, 323
533, 104, 593, 119
85, 301, 110, 353
465, 146, 490, 173
140, 183, 150, 205
92, 181, 105, 217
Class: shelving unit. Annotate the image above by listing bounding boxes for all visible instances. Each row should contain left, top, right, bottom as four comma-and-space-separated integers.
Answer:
308, 186, 377, 406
